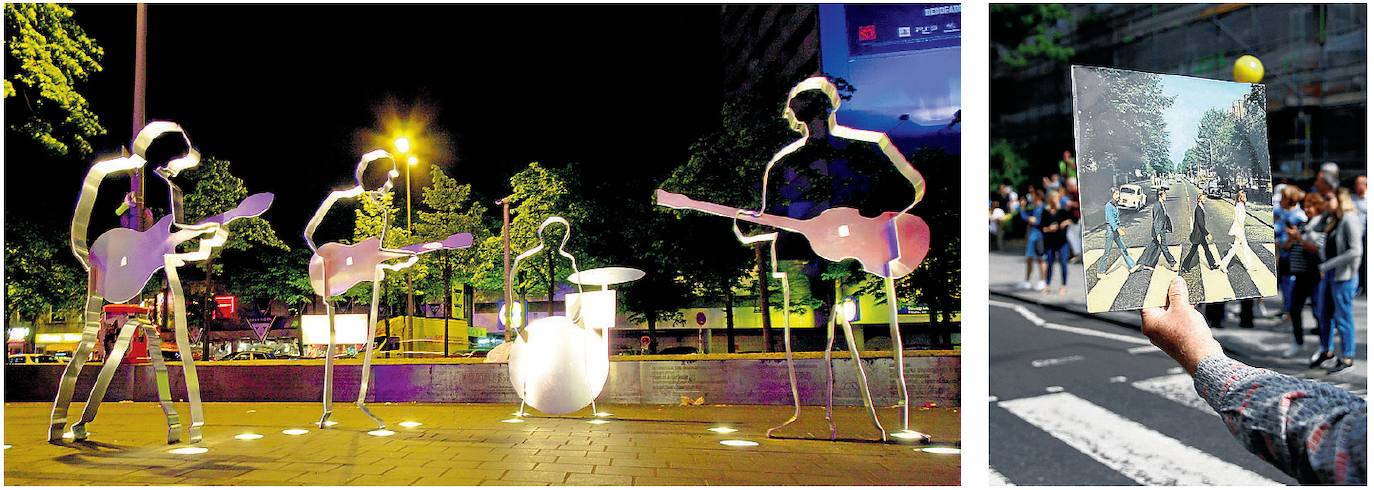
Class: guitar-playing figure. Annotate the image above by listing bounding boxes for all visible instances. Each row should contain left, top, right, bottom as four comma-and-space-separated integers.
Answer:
51, 122, 273, 445
304, 151, 475, 430
656, 77, 932, 444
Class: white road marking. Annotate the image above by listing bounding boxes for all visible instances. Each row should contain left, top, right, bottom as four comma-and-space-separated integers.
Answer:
990, 300, 1151, 346
1086, 246, 1142, 312
1045, 386, 1064, 393
1199, 243, 1237, 302
1127, 345, 1161, 355
1109, 376, 1128, 383
999, 392, 1280, 486
1141, 246, 1182, 308
1131, 374, 1214, 416
989, 467, 1015, 486
1032, 355, 1086, 368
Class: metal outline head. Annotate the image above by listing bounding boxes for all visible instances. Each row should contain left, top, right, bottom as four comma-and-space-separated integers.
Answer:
782, 77, 842, 137
354, 149, 398, 194
135, 121, 201, 178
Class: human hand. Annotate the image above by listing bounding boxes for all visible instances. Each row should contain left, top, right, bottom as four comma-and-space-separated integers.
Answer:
1139, 277, 1223, 375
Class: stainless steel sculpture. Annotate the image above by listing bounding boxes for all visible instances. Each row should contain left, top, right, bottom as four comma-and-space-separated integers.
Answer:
506, 217, 613, 416
305, 150, 473, 430
655, 76, 932, 443
50, 122, 274, 444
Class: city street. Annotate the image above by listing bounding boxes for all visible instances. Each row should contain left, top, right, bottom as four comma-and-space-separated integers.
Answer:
988, 252, 1365, 486
1081, 178, 1276, 311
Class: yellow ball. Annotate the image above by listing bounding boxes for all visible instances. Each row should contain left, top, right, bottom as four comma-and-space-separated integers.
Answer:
1233, 55, 1264, 83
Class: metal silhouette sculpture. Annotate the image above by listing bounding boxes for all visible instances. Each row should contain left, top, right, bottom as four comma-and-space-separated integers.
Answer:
655, 76, 932, 443
305, 150, 473, 430
50, 122, 274, 444
506, 217, 612, 416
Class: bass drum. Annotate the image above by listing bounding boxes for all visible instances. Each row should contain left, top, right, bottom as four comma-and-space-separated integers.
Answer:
507, 316, 610, 414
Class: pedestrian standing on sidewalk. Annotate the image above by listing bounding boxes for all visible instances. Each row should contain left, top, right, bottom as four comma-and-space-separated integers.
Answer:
1099, 187, 1137, 274
1312, 189, 1362, 374
1353, 175, 1366, 295
1275, 186, 1309, 320
1280, 192, 1326, 358
1040, 189, 1076, 296
1141, 277, 1366, 485
1064, 177, 1083, 263
990, 200, 1006, 251
1019, 190, 1047, 290
1138, 188, 1177, 271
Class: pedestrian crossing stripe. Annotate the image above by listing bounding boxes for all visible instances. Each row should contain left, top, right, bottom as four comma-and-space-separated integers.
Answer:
998, 391, 1281, 486
1130, 374, 1215, 416
1086, 243, 1278, 312
989, 468, 1014, 486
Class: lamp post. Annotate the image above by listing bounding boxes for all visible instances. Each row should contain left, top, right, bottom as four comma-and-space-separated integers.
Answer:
393, 137, 417, 357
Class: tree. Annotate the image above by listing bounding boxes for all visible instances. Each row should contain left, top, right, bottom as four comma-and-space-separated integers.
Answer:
414, 164, 494, 354
348, 189, 420, 337
180, 155, 288, 294
3, 217, 86, 326
989, 139, 1029, 192
1076, 68, 1175, 185
3, 3, 105, 157
990, 4, 1075, 68
224, 247, 314, 316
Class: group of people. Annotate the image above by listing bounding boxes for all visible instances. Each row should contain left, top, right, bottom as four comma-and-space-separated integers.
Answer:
989, 151, 1082, 295
1273, 163, 1365, 374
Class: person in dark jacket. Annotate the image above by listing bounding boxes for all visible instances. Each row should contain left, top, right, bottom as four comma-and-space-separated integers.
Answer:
1142, 277, 1366, 485
1181, 193, 1219, 271
1138, 188, 1177, 270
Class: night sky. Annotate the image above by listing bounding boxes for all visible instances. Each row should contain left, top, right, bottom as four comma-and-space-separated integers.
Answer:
6, 4, 723, 247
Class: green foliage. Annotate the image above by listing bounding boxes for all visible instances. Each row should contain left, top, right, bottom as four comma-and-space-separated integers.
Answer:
181, 156, 288, 252
4, 216, 86, 322
1076, 69, 1175, 184
224, 247, 314, 314
346, 190, 420, 305
471, 162, 593, 299
414, 164, 494, 305
3, 3, 105, 157
991, 4, 1076, 68
989, 139, 1029, 192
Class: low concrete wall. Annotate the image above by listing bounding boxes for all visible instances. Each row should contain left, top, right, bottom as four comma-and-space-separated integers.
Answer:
4, 353, 959, 407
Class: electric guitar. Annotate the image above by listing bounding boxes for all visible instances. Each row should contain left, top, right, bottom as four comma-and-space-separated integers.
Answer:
309, 232, 474, 297
88, 193, 275, 303
654, 189, 929, 278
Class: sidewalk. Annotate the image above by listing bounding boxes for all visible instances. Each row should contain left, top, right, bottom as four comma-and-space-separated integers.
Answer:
3, 402, 959, 486
988, 251, 1367, 390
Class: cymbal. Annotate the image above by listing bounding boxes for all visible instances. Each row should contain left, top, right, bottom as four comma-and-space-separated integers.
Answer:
566, 266, 645, 286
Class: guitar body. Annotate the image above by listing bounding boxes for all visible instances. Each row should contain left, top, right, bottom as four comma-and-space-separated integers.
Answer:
309, 238, 409, 297
89, 215, 180, 304
309, 232, 474, 297
796, 208, 930, 279
87, 193, 275, 303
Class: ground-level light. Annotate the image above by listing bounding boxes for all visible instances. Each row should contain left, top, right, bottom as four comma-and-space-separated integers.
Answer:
234, 433, 263, 440
719, 439, 759, 447
919, 447, 961, 455
282, 429, 309, 435
368, 429, 395, 437
398, 421, 422, 428
168, 447, 208, 455
708, 427, 738, 434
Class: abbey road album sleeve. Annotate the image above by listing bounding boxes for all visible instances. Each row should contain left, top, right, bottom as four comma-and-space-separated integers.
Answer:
1071, 66, 1276, 313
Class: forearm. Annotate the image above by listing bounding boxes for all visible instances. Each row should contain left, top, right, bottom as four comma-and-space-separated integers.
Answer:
1193, 355, 1368, 484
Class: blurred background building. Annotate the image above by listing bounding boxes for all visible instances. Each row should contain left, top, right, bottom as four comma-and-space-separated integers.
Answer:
992, 3, 1366, 184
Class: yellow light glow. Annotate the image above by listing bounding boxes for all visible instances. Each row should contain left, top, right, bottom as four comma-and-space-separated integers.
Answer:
323, 420, 339, 427
511, 411, 528, 417
62, 432, 75, 439
587, 419, 610, 425
398, 421, 422, 428
394, 137, 411, 153
367, 429, 396, 437
707, 427, 738, 434
501, 418, 525, 424
3, 444, 11, 449
919, 447, 961, 455
169, 447, 208, 455
234, 433, 263, 440
593, 412, 613, 418
719, 439, 758, 447
407, 155, 418, 166
282, 429, 309, 436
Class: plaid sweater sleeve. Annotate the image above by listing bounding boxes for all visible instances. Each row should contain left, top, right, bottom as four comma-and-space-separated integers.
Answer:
1193, 355, 1367, 484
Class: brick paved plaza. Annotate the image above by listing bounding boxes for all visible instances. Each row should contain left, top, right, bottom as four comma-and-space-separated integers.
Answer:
3, 402, 959, 486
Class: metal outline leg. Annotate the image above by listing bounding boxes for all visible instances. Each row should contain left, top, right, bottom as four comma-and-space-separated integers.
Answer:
839, 313, 886, 442
822, 300, 839, 440
765, 269, 801, 438
165, 264, 204, 443
70, 317, 139, 441
143, 322, 184, 444
355, 268, 386, 429
319, 301, 336, 428
885, 275, 928, 443
49, 290, 103, 442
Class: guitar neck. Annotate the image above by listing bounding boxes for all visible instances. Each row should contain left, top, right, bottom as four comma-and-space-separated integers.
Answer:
655, 190, 802, 231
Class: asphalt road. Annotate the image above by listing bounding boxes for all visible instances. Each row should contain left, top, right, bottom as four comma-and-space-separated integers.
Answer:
988, 299, 1299, 486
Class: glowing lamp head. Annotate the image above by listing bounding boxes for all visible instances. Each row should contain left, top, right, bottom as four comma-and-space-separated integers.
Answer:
394, 137, 411, 153
407, 155, 418, 166
841, 296, 860, 322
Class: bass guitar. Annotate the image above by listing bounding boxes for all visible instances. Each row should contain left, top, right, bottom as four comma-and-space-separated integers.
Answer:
309, 232, 473, 297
